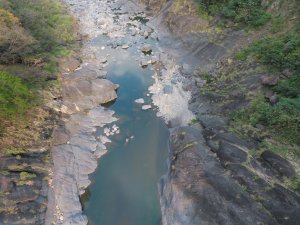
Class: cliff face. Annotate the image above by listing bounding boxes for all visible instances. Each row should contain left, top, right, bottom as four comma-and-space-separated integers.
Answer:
140, 0, 300, 224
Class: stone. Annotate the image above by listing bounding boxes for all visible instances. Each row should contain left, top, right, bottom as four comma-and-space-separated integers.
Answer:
131, 30, 137, 36
269, 93, 279, 105
197, 114, 228, 128
141, 45, 152, 54
142, 105, 151, 110
99, 135, 111, 144
121, 44, 129, 49
140, 60, 148, 67
261, 150, 296, 178
261, 75, 279, 86
150, 56, 158, 64
143, 31, 149, 38
99, 57, 108, 64
134, 98, 145, 104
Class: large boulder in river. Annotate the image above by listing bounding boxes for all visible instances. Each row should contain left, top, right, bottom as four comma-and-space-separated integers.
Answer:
62, 74, 118, 113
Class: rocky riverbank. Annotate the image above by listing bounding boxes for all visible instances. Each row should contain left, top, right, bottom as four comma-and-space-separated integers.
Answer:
138, 0, 300, 224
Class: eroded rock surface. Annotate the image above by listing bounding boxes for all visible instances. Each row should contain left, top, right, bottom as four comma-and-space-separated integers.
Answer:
161, 126, 300, 225
46, 60, 118, 225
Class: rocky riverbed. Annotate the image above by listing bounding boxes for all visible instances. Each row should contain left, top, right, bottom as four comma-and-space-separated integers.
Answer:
1, 0, 299, 224
45, 0, 197, 224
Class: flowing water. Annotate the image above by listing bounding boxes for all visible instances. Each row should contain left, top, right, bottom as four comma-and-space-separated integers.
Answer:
60, 0, 195, 224
81, 37, 169, 225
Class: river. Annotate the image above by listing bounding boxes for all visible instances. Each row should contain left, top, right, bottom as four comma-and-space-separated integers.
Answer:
48, 0, 195, 224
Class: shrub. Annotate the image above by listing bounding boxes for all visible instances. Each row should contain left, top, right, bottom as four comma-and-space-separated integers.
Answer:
222, 0, 271, 27
196, 0, 271, 27
232, 96, 300, 145
19, 172, 36, 181
4, 147, 25, 155
237, 31, 300, 72
0, 0, 76, 65
9, 0, 76, 55
0, 71, 35, 120
0, 8, 35, 64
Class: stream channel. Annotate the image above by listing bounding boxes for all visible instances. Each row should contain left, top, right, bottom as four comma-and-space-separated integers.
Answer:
62, 0, 195, 224
81, 36, 169, 225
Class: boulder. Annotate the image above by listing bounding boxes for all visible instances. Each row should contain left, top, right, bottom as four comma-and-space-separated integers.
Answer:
261, 150, 296, 178
261, 75, 279, 86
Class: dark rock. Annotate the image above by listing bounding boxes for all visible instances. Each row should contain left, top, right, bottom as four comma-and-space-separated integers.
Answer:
217, 140, 248, 165
160, 127, 279, 225
197, 114, 228, 128
261, 150, 296, 178
0, 175, 14, 193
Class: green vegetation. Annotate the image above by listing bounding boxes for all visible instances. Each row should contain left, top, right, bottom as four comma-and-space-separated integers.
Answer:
232, 30, 300, 146
0, 71, 36, 120
16, 172, 36, 186
196, 0, 271, 27
4, 147, 25, 155
19, 171, 36, 181
232, 95, 300, 145
0, 0, 76, 135
0, 0, 76, 65
236, 32, 300, 72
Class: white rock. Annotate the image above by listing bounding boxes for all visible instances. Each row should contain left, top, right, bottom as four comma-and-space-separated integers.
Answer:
100, 135, 111, 144
104, 127, 110, 135
122, 44, 129, 49
142, 105, 152, 110
144, 31, 149, 38
134, 98, 145, 104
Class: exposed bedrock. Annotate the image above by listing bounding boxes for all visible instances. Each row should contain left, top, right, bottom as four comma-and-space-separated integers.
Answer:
45, 60, 118, 225
160, 126, 300, 225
